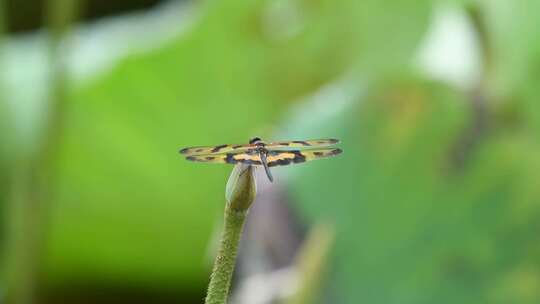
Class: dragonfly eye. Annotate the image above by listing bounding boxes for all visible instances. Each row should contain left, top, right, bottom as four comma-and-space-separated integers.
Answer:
249, 137, 262, 144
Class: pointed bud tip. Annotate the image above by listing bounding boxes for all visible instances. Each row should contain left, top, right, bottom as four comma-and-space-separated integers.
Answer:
225, 164, 257, 211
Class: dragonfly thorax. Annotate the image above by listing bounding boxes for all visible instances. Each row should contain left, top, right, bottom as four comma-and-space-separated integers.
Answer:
254, 147, 268, 155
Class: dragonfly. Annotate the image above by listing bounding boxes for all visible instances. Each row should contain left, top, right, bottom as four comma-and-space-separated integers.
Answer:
179, 137, 342, 182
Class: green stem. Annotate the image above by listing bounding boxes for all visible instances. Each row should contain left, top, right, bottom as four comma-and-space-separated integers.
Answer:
205, 164, 256, 304
465, 3, 492, 85
4, 1, 80, 303
205, 207, 248, 304
0, 0, 5, 38
286, 223, 335, 304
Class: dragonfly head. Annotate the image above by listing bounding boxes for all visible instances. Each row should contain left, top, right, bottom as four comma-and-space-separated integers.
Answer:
249, 137, 263, 145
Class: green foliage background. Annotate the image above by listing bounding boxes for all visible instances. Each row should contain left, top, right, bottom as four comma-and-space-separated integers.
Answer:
2, 0, 540, 303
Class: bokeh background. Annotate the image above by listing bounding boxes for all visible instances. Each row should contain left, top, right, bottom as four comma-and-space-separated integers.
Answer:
1, 0, 540, 303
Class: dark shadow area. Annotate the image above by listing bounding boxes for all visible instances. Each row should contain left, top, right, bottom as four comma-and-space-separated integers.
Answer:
43, 283, 206, 304
4, 0, 171, 33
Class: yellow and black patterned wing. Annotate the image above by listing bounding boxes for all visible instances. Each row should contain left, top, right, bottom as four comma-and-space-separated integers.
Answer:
180, 139, 340, 155
265, 138, 339, 149
180, 143, 255, 156
185, 148, 342, 166
266, 148, 342, 167
184, 150, 263, 165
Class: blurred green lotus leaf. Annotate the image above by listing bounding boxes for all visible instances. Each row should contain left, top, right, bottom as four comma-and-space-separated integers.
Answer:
42, 0, 433, 292
481, 0, 540, 98
285, 75, 540, 303
3, 0, 540, 302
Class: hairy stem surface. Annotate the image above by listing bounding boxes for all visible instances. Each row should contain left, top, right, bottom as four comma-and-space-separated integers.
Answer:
205, 207, 248, 304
